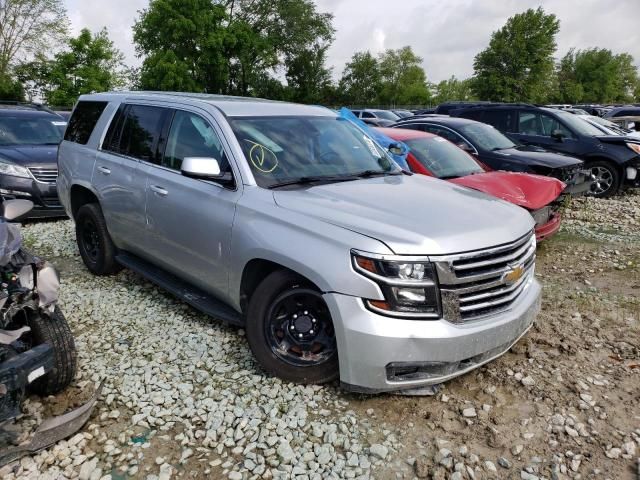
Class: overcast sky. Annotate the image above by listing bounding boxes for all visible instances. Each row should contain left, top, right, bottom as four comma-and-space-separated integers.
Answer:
64, 0, 640, 83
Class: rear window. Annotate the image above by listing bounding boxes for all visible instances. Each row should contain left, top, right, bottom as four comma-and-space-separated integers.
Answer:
64, 101, 108, 144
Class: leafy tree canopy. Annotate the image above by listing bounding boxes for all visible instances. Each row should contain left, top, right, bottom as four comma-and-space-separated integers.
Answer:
472, 7, 559, 103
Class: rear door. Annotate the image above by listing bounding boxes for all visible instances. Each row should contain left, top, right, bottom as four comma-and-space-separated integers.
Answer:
93, 103, 170, 254
141, 107, 241, 300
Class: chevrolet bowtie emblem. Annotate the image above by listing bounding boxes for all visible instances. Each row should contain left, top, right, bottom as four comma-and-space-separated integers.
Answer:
504, 265, 525, 285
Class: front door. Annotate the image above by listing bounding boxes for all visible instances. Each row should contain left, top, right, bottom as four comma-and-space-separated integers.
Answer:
142, 108, 241, 300
512, 111, 580, 155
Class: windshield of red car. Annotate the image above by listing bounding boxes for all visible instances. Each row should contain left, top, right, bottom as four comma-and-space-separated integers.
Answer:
404, 136, 484, 179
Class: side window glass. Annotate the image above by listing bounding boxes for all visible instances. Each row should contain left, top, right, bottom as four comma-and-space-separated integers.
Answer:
102, 104, 126, 153
539, 115, 572, 137
362, 112, 375, 118
120, 105, 168, 163
423, 125, 462, 144
64, 101, 108, 144
483, 110, 514, 132
163, 110, 229, 173
518, 112, 544, 135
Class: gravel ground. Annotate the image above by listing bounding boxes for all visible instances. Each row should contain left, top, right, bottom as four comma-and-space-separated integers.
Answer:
1, 190, 639, 480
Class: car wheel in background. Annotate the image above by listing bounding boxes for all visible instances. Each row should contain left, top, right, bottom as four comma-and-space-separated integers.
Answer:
587, 161, 620, 198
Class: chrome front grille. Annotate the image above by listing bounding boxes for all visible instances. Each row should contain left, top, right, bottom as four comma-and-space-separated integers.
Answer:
28, 167, 58, 184
434, 232, 536, 323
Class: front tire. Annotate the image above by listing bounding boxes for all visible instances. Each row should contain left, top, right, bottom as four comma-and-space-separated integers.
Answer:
27, 307, 77, 395
246, 270, 339, 384
76, 203, 122, 275
587, 161, 620, 198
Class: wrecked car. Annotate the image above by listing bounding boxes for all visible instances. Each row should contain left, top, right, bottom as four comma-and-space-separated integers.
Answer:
392, 115, 592, 196
58, 92, 541, 394
380, 127, 566, 242
0, 199, 77, 424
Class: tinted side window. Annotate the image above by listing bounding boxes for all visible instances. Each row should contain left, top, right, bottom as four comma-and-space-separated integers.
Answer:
120, 105, 168, 163
102, 104, 126, 153
422, 125, 464, 144
163, 110, 230, 172
362, 112, 375, 118
482, 110, 515, 132
64, 101, 108, 144
518, 111, 571, 137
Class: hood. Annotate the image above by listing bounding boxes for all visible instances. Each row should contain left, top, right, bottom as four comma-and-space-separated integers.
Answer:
595, 135, 640, 145
448, 172, 565, 211
500, 147, 582, 169
272, 174, 534, 255
0, 144, 59, 167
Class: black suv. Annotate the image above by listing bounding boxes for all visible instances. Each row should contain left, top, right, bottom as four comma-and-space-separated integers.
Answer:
0, 104, 67, 217
451, 104, 640, 197
392, 116, 591, 195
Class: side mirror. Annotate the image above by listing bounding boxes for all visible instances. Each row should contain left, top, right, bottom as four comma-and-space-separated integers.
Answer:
2, 199, 33, 221
551, 129, 565, 141
457, 142, 475, 153
181, 157, 223, 179
388, 143, 404, 156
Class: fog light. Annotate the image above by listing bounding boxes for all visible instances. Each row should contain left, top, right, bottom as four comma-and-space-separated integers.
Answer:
393, 287, 426, 302
627, 167, 638, 180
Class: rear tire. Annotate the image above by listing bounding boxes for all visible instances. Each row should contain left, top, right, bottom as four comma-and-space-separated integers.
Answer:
246, 270, 339, 384
76, 203, 122, 275
587, 161, 620, 198
27, 306, 77, 395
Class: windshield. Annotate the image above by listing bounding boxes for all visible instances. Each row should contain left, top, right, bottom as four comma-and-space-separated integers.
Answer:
372, 110, 400, 121
549, 109, 605, 137
0, 116, 65, 146
457, 123, 515, 150
230, 116, 400, 188
405, 136, 484, 179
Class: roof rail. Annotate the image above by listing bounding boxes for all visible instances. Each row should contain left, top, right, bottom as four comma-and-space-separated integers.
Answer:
451, 102, 536, 110
0, 100, 59, 115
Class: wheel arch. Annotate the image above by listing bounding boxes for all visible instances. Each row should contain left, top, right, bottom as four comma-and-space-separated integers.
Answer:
239, 258, 321, 314
69, 184, 100, 220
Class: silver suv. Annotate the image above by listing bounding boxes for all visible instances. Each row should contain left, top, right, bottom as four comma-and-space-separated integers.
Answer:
57, 92, 541, 394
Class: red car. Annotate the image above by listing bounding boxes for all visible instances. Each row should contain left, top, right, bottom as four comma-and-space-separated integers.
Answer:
378, 127, 566, 242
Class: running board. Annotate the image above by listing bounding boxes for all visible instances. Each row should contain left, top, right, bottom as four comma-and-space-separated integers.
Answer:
116, 253, 243, 326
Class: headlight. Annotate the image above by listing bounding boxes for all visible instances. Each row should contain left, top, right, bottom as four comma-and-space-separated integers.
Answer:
352, 252, 440, 319
0, 159, 30, 178
626, 142, 640, 155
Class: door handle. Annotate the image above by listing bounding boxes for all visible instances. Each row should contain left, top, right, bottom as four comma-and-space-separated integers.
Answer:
150, 185, 168, 197
97, 166, 111, 175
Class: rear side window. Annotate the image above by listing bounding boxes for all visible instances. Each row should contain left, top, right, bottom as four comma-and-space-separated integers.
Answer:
481, 110, 515, 132
102, 104, 126, 153
64, 101, 108, 144
118, 105, 169, 163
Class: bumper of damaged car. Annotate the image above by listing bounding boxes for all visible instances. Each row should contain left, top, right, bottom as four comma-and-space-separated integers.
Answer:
534, 212, 562, 242
0, 344, 53, 421
325, 279, 541, 394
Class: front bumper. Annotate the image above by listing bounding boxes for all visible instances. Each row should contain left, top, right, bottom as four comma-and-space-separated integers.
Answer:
325, 278, 541, 393
534, 212, 561, 242
0, 174, 65, 218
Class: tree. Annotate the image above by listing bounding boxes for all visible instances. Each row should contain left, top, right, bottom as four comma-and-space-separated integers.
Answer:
284, 42, 333, 104
557, 48, 639, 103
338, 51, 381, 106
16, 28, 126, 105
0, 0, 67, 78
133, 0, 334, 98
378, 46, 430, 106
0, 73, 23, 100
472, 7, 559, 102
432, 76, 475, 104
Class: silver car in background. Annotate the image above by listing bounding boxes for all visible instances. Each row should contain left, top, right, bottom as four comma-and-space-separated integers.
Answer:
57, 92, 541, 393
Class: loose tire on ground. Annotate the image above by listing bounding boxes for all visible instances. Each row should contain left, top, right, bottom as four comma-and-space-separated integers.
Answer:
76, 203, 122, 275
27, 306, 77, 395
246, 270, 339, 384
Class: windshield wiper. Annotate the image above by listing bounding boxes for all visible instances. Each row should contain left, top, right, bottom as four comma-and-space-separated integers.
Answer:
352, 170, 402, 178
267, 175, 358, 189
